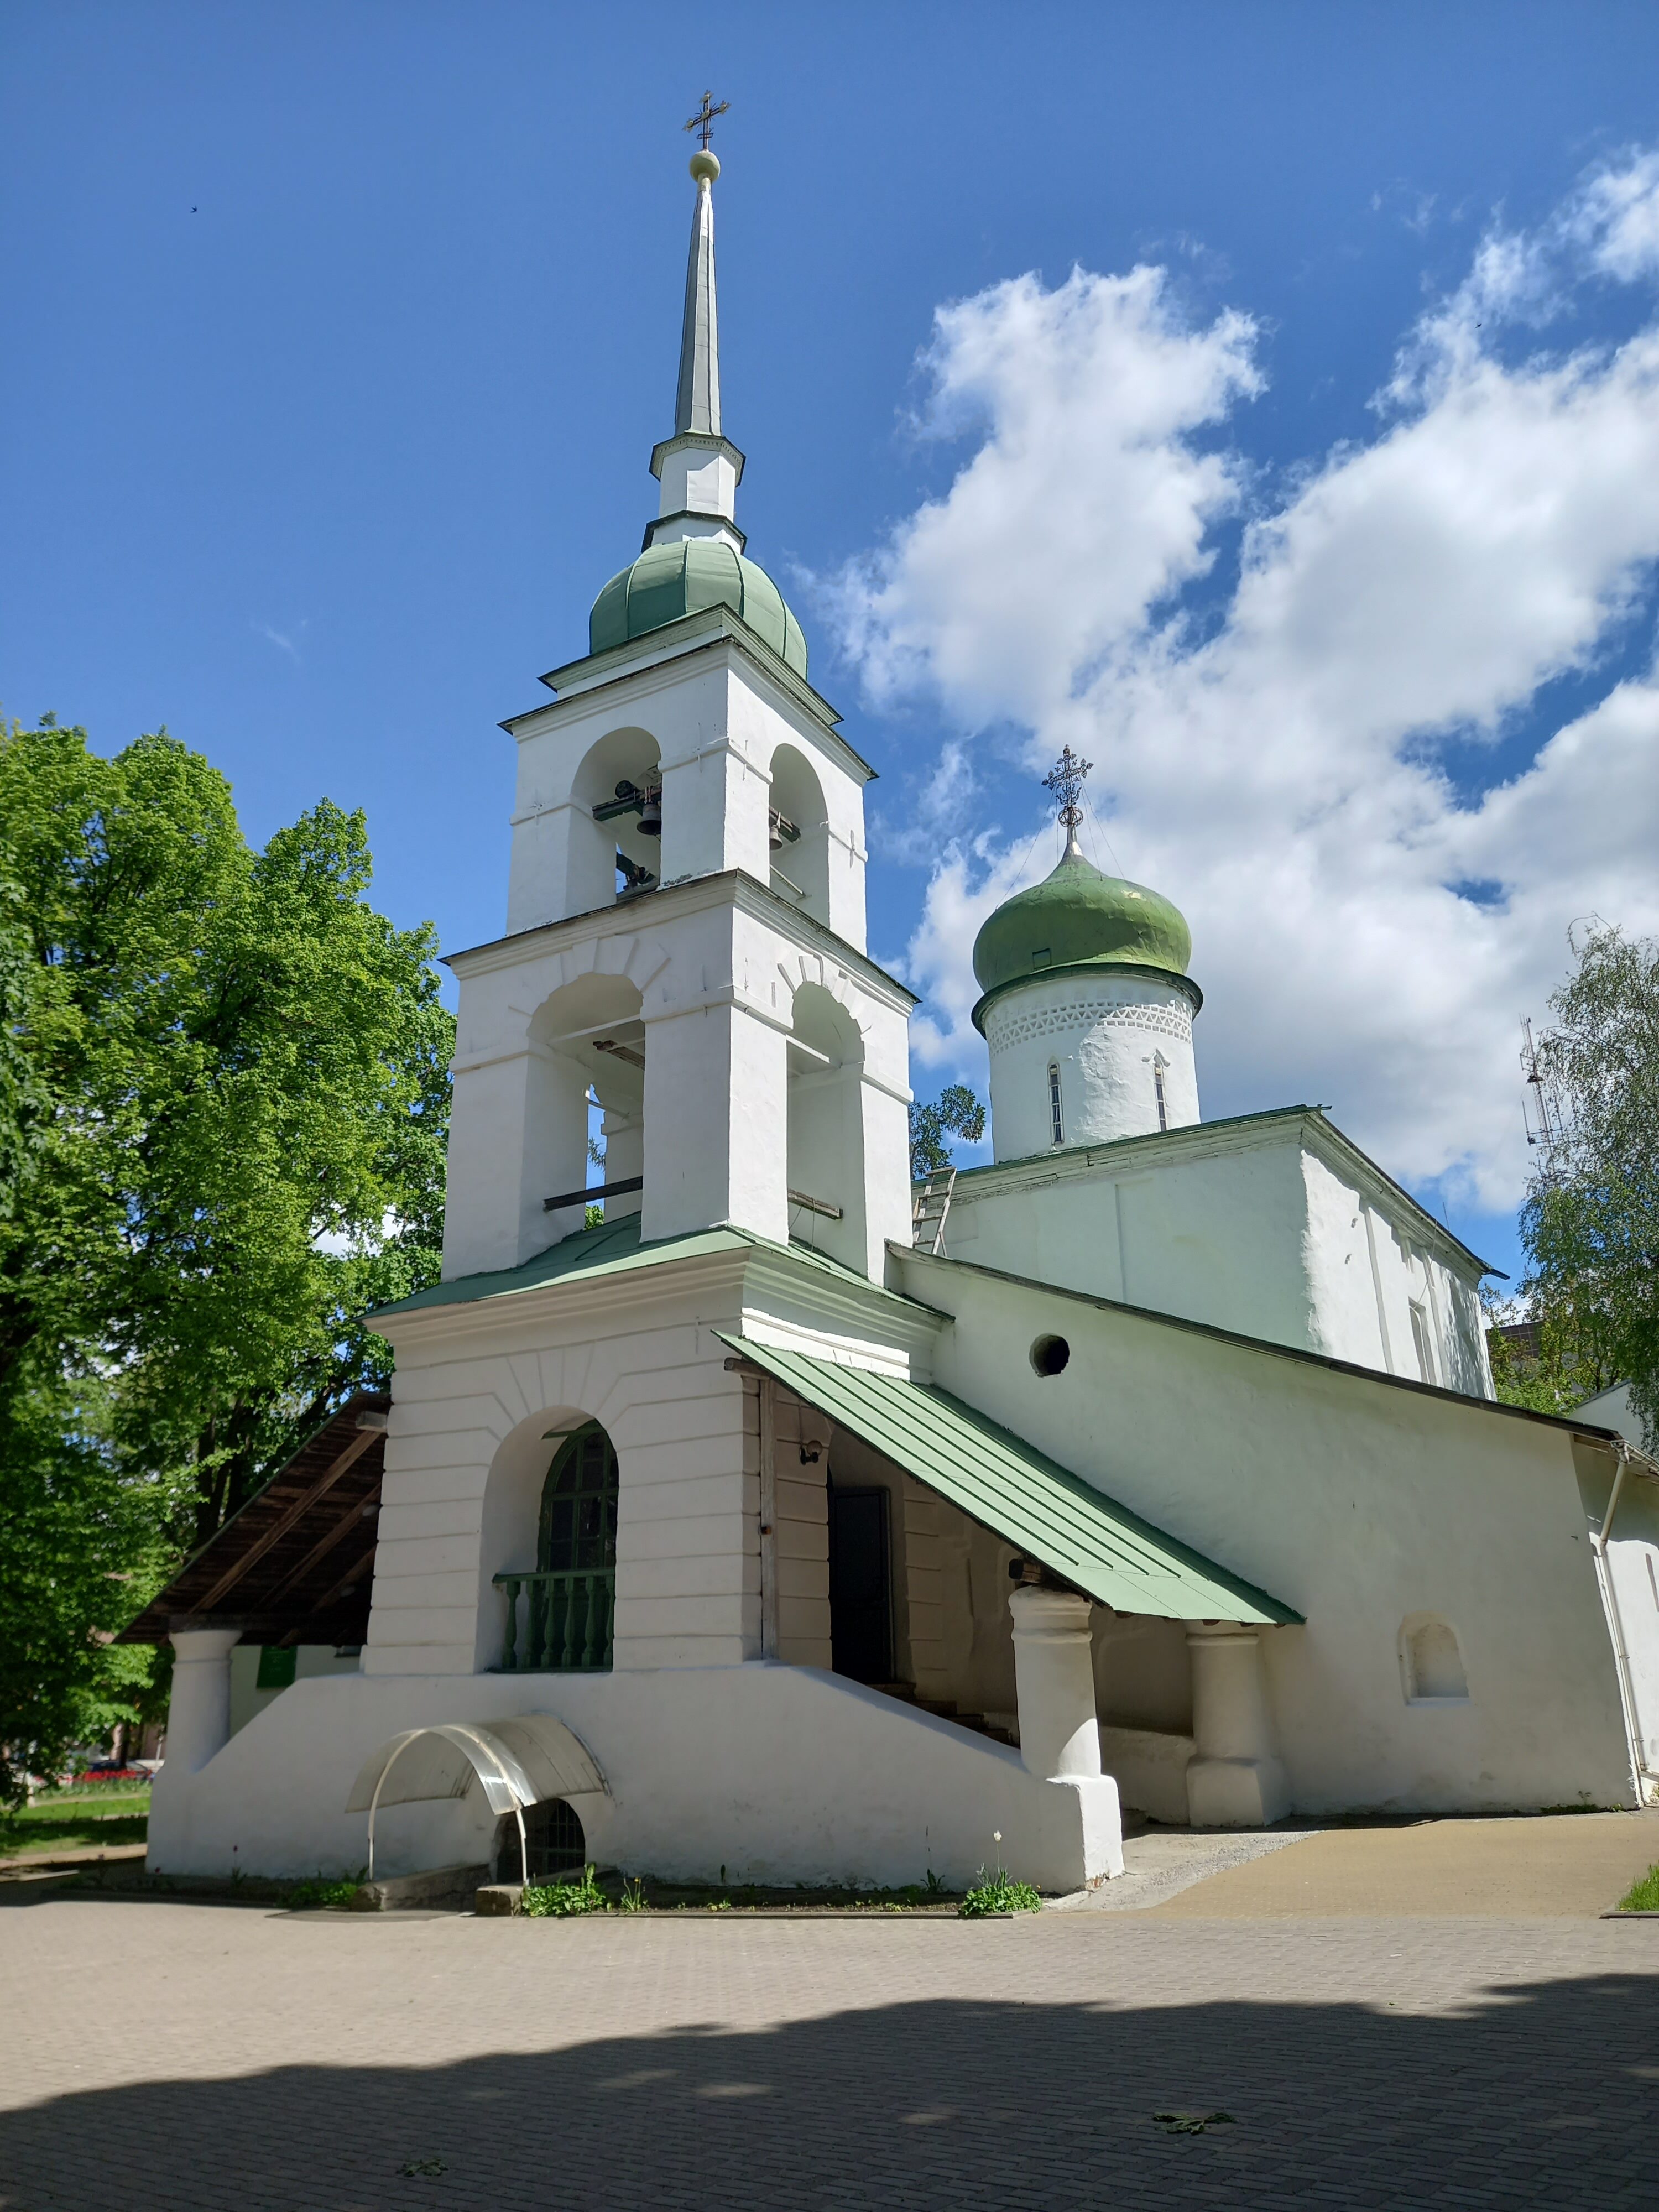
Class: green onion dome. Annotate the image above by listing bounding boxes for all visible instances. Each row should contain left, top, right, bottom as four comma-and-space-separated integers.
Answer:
971, 847, 1198, 1031
589, 539, 807, 676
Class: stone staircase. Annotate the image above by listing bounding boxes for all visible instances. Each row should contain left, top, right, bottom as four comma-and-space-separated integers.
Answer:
872, 1681, 1016, 1747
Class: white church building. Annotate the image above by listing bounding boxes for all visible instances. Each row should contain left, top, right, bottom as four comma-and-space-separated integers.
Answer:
138, 144, 1659, 1896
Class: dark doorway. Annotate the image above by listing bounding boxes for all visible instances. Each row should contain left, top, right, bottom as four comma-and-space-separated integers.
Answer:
828, 1485, 894, 1683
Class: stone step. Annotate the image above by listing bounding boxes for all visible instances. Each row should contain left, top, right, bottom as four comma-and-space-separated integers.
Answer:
347, 1861, 489, 1912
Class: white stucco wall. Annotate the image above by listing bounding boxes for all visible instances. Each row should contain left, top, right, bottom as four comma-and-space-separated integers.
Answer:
936, 1112, 1492, 1393
226, 1644, 361, 1741
504, 621, 870, 947
147, 1661, 1111, 1893
442, 875, 914, 1281
984, 972, 1199, 1160
893, 1244, 1639, 1815
369, 1243, 941, 1681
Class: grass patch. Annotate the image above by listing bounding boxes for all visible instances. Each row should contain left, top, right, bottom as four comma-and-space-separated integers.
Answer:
522, 1864, 610, 1917
513, 1867, 962, 1915
283, 1876, 365, 1911
1616, 1863, 1659, 1912
1, 1790, 150, 1858
958, 1869, 1043, 1918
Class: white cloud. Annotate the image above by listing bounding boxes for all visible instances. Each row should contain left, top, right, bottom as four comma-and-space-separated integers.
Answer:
831, 155, 1659, 1215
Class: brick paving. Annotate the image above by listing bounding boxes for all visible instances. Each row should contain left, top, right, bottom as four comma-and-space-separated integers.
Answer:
3, 1895, 1658, 2209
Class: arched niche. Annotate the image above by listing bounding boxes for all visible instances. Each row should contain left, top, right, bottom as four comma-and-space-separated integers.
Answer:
769, 744, 831, 927
529, 973, 645, 1231
573, 725, 664, 909
786, 982, 866, 1270
476, 1404, 597, 1671
1399, 1613, 1470, 1704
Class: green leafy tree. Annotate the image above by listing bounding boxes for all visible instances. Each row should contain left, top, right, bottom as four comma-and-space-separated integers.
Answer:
909, 1083, 987, 1181
0, 723, 452, 1797
1514, 924, 1659, 1441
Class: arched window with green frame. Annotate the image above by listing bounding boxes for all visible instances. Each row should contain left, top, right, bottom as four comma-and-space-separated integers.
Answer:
494, 1421, 618, 1672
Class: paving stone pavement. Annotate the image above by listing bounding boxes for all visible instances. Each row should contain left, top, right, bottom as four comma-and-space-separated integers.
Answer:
4, 1893, 1658, 2210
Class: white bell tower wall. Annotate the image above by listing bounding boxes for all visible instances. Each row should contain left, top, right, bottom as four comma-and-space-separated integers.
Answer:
442, 875, 914, 1282
503, 619, 870, 950
984, 971, 1201, 1162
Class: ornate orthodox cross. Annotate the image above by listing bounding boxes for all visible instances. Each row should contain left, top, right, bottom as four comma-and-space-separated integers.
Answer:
684, 91, 729, 150
1043, 745, 1093, 833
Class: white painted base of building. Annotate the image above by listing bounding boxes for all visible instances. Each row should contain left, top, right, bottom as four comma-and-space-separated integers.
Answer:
147, 1661, 1125, 1895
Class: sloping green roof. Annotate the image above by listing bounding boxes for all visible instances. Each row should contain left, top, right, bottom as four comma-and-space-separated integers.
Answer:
719, 1333, 1299, 1625
372, 1213, 924, 1320
589, 539, 807, 675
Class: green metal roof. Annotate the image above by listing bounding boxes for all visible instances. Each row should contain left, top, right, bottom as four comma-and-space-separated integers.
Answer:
371, 1213, 925, 1321
719, 1333, 1299, 1625
971, 849, 1196, 1031
589, 540, 807, 676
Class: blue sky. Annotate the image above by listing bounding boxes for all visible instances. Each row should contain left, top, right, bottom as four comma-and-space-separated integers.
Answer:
6, 2, 1659, 1281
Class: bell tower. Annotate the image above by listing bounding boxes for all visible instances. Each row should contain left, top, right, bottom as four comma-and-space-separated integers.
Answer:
440, 133, 915, 1286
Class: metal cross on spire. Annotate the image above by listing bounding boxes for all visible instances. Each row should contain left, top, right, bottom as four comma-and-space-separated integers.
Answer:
1043, 745, 1093, 847
685, 90, 730, 150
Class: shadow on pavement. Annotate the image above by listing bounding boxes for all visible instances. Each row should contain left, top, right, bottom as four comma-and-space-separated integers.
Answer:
4, 1962, 1658, 2210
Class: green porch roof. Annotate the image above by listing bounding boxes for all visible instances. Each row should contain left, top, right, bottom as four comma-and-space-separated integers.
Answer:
719, 1334, 1300, 1625
371, 1212, 924, 1320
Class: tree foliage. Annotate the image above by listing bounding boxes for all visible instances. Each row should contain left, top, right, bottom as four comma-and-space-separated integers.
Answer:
0, 723, 452, 1796
1514, 924, 1659, 1442
909, 1083, 987, 1181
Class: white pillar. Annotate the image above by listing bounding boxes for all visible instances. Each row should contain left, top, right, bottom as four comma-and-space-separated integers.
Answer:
163, 1629, 242, 1775
1009, 1587, 1103, 1777
1008, 1585, 1123, 1884
1185, 1623, 1289, 1828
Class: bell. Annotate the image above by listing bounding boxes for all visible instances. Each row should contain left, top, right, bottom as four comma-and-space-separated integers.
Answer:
638, 782, 662, 837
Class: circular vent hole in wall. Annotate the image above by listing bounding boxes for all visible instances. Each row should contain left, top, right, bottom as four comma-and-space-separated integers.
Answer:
1030, 1334, 1071, 1378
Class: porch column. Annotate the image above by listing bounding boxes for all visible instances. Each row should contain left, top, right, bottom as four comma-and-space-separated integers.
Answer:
163, 1629, 242, 1775
1009, 1587, 1103, 1778
1185, 1623, 1289, 1828
1009, 1585, 1123, 1884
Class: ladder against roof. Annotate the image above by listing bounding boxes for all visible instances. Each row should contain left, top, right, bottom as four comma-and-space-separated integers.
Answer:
912, 1168, 956, 1255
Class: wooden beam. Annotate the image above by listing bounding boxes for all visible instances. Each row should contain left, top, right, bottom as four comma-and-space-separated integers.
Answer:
309, 1537, 380, 1618
263, 1491, 380, 1606
192, 1425, 382, 1616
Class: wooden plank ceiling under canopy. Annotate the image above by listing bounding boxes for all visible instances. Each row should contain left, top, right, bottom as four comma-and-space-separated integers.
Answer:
119, 1394, 389, 1651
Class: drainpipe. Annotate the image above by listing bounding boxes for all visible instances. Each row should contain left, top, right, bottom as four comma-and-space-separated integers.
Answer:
1587, 1441, 1659, 1806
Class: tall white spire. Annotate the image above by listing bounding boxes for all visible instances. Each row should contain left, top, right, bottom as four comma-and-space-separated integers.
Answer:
674, 152, 721, 437
646, 134, 747, 553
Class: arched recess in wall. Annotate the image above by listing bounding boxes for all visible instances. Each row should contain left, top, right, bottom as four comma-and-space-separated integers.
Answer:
573, 725, 662, 908
1399, 1613, 1470, 1703
528, 972, 645, 1236
477, 1403, 599, 1670
768, 744, 831, 926
786, 982, 865, 1269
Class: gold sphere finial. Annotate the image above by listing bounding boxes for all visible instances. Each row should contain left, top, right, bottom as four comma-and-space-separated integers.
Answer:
689, 147, 720, 185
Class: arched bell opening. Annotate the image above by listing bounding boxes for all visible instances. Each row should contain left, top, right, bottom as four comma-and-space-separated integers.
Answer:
493, 1797, 588, 1884
785, 983, 866, 1271
768, 745, 831, 926
496, 1420, 620, 1674
528, 974, 646, 1234
573, 724, 664, 906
